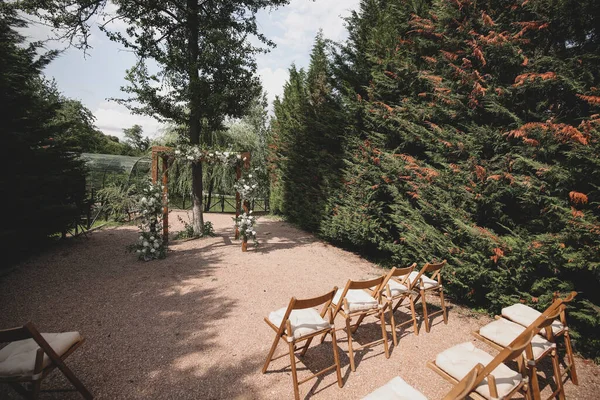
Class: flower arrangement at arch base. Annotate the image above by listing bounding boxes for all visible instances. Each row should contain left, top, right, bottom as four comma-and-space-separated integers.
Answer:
130, 181, 167, 261
234, 211, 258, 251
233, 169, 261, 252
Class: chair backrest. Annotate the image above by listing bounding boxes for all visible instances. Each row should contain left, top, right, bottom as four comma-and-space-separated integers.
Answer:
274, 288, 338, 335
411, 260, 447, 289
442, 363, 484, 400
0, 326, 32, 343
347, 275, 385, 292
381, 263, 416, 297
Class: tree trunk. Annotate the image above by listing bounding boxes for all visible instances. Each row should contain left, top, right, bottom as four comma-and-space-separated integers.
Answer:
205, 166, 214, 212
187, 0, 203, 234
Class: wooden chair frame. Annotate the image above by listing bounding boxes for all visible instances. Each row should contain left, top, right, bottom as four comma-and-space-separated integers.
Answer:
442, 363, 485, 400
0, 322, 92, 399
380, 263, 420, 346
497, 292, 578, 396
398, 260, 448, 333
428, 329, 535, 400
472, 295, 574, 400
538, 292, 578, 387
323, 277, 390, 372
262, 288, 343, 400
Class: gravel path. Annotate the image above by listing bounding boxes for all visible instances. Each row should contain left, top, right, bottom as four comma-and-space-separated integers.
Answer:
1, 212, 599, 399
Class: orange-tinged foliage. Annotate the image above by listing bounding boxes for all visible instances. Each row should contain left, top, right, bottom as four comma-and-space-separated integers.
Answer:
384, 70, 398, 79
513, 72, 556, 86
577, 94, 600, 105
569, 191, 588, 205
521, 56, 528, 66
481, 11, 495, 26
514, 21, 550, 38
571, 207, 584, 218
440, 50, 459, 61
487, 174, 502, 181
507, 122, 588, 146
475, 165, 486, 181
422, 56, 437, 64
490, 247, 504, 263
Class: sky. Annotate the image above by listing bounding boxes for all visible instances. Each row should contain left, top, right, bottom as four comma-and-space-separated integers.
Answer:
22, 0, 361, 140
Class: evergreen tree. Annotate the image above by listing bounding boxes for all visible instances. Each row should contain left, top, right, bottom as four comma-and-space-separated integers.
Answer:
270, 0, 600, 359
269, 33, 345, 231
0, 3, 86, 262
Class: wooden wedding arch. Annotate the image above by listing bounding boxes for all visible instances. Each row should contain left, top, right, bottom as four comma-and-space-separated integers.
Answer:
150, 146, 251, 242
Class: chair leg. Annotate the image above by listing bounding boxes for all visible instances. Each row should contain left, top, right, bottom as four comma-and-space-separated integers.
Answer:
31, 379, 42, 400
288, 341, 300, 400
439, 287, 448, 324
529, 362, 542, 400
379, 309, 390, 359
389, 301, 398, 346
563, 331, 579, 385
351, 314, 366, 334
409, 295, 419, 336
330, 327, 343, 388
421, 289, 430, 333
300, 337, 313, 357
55, 362, 93, 400
551, 349, 565, 400
262, 335, 281, 373
346, 317, 356, 372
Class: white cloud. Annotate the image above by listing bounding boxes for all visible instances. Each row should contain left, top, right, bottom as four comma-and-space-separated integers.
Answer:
271, 0, 359, 50
256, 0, 360, 109
258, 67, 289, 110
93, 101, 165, 140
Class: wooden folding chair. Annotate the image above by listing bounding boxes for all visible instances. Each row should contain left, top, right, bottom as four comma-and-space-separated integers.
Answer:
0, 322, 92, 399
380, 263, 420, 346
428, 329, 535, 400
323, 276, 390, 372
396, 260, 448, 333
501, 292, 578, 387
263, 288, 343, 400
472, 294, 576, 400
362, 363, 484, 400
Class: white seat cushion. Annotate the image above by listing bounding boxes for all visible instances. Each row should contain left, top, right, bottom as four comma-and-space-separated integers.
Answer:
362, 376, 428, 400
268, 308, 330, 339
387, 280, 411, 297
479, 318, 555, 360
435, 342, 522, 399
0, 332, 82, 378
404, 271, 439, 289
333, 289, 379, 312
501, 304, 564, 337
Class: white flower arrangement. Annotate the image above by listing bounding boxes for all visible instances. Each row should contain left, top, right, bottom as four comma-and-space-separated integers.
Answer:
131, 181, 167, 261
234, 168, 261, 202
166, 143, 242, 166
233, 211, 258, 244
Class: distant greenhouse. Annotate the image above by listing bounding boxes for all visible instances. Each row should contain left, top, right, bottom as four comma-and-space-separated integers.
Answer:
82, 153, 151, 190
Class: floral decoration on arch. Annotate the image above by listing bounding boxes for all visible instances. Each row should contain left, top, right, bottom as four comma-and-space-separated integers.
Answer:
130, 181, 167, 261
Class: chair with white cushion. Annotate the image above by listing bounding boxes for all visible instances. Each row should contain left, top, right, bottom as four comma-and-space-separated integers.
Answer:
263, 288, 343, 400
473, 294, 575, 400
323, 276, 390, 372
0, 322, 92, 399
501, 292, 578, 387
381, 264, 420, 345
362, 363, 484, 400
394, 261, 448, 333
427, 328, 536, 400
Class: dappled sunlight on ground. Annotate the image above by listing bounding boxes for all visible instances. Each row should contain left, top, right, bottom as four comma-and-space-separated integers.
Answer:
1, 212, 598, 399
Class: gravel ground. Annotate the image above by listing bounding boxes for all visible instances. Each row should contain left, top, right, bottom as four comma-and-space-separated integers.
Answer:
1, 211, 599, 400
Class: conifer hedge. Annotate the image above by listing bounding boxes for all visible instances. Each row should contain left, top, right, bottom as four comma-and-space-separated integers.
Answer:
269, 0, 600, 361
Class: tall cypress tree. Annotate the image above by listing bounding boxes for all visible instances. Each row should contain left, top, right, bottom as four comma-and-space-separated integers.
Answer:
269, 33, 345, 231
317, 0, 600, 359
